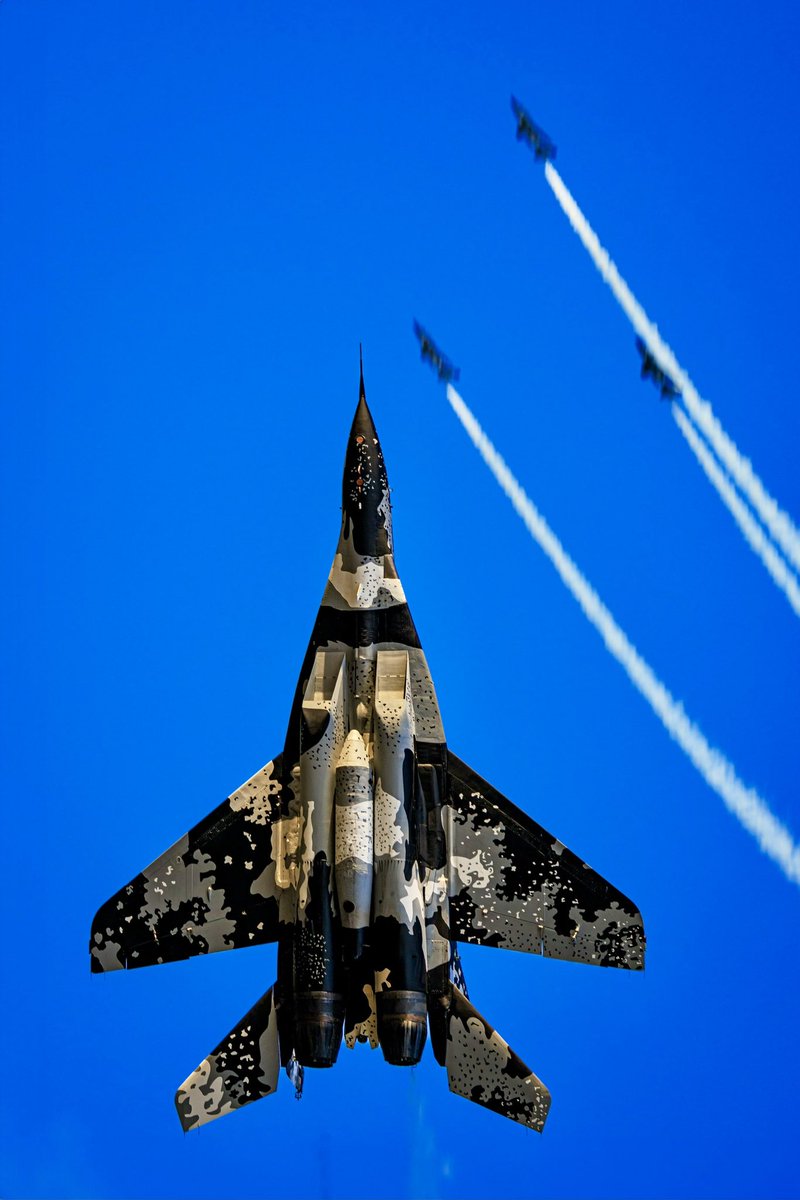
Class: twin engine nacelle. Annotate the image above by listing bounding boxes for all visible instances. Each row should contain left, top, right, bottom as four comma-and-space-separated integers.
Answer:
290, 648, 430, 1071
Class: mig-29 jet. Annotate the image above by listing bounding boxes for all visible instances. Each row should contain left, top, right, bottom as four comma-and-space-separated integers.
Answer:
636, 336, 681, 400
511, 96, 557, 162
413, 320, 460, 383
90, 368, 645, 1133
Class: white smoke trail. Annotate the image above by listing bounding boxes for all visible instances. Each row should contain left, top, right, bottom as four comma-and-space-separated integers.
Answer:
543, 160, 800, 579
446, 382, 800, 886
672, 405, 800, 619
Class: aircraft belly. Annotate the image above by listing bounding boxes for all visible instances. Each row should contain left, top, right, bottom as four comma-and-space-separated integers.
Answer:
423, 862, 452, 972
293, 651, 348, 1065
334, 729, 373, 948
297, 651, 347, 908
373, 858, 425, 932
321, 547, 407, 611
407, 649, 445, 742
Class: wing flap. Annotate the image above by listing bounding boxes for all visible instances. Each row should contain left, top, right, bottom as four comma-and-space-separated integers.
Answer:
90, 755, 290, 972
445, 753, 645, 970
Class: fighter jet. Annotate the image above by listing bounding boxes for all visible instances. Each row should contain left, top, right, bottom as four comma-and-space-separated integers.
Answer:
90, 368, 645, 1133
511, 96, 557, 162
636, 337, 681, 400
413, 320, 460, 383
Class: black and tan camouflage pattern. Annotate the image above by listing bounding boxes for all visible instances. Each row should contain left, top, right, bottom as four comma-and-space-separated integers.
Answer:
445, 985, 551, 1131
91, 369, 645, 1133
90, 758, 285, 972
445, 755, 645, 969
175, 985, 280, 1131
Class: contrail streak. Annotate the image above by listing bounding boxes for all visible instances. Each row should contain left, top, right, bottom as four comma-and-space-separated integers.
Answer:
543, 160, 800, 580
672, 404, 800, 619
446, 382, 800, 887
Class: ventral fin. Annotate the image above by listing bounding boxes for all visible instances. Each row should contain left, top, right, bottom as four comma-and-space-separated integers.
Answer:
344, 966, 379, 1050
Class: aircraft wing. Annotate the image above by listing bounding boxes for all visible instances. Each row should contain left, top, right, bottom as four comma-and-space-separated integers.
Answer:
90, 755, 291, 972
445, 753, 645, 969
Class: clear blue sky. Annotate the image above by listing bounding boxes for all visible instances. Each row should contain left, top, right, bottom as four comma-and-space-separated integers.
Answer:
2, 3, 799, 1198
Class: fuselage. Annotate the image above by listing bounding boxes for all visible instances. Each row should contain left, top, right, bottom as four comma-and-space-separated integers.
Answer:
272, 375, 451, 1071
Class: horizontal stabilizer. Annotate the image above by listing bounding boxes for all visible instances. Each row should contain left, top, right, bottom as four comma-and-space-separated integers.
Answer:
90, 755, 288, 972
446, 753, 645, 970
175, 985, 280, 1131
445, 985, 550, 1132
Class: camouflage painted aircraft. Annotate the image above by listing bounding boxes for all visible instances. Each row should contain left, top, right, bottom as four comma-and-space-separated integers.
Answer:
413, 319, 460, 383
511, 95, 557, 162
90, 369, 645, 1134
636, 336, 681, 400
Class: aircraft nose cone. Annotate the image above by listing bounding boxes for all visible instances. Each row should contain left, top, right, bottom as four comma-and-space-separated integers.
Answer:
341, 368, 393, 557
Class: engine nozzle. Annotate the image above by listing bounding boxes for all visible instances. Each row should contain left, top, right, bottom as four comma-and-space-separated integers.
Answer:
376, 989, 427, 1066
293, 991, 346, 1068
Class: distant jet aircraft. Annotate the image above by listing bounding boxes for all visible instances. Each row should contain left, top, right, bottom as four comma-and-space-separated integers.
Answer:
413, 320, 460, 383
636, 336, 681, 400
91, 368, 645, 1133
511, 96, 557, 162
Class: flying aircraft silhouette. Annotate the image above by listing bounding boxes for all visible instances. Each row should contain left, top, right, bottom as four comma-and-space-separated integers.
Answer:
636, 336, 681, 400
413, 320, 460, 383
511, 96, 557, 162
90, 369, 645, 1133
